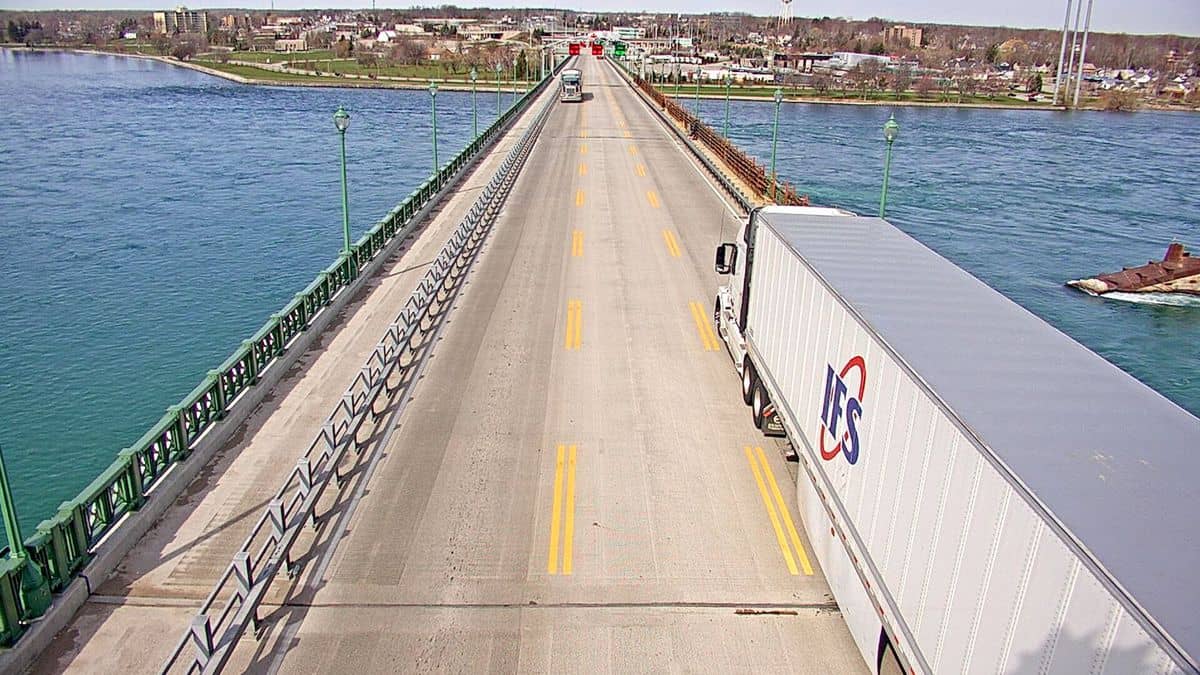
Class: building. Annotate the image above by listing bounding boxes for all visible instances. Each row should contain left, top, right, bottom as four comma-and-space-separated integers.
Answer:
886, 24, 923, 49
154, 6, 209, 35
613, 26, 645, 41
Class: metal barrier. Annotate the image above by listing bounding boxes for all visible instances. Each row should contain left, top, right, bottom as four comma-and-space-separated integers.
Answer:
0, 58, 568, 649
159, 70, 559, 675
616, 61, 809, 207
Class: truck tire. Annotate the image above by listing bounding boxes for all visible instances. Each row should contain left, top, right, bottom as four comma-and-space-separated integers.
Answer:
741, 356, 757, 405
752, 381, 768, 429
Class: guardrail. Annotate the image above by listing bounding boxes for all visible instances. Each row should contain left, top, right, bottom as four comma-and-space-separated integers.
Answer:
619, 62, 809, 207
161, 60, 559, 675
0, 57, 568, 650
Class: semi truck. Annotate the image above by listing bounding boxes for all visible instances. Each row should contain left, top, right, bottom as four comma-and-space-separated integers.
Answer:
713, 206, 1199, 674
560, 68, 583, 102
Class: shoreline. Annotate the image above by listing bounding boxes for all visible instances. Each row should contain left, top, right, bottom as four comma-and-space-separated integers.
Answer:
6, 45, 1199, 113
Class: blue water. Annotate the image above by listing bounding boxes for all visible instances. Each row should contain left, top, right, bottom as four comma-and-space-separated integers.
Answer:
688, 94, 1199, 417
0, 49, 506, 534
1, 52, 1196, 540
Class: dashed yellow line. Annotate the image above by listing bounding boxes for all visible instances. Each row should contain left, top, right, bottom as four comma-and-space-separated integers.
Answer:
580, 143, 588, 155
575, 189, 585, 207
628, 145, 638, 156
661, 230, 681, 257
571, 230, 584, 257
578, 162, 587, 177
564, 300, 583, 350
646, 190, 660, 209
616, 119, 625, 128
581, 129, 588, 139
746, 446, 814, 575
547, 444, 579, 574
688, 301, 720, 351
623, 130, 633, 138
635, 164, 647, 177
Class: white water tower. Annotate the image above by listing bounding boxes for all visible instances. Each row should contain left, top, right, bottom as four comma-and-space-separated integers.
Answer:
780, 0, 794, 25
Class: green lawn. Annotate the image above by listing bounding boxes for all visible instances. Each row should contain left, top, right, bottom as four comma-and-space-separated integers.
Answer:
193, 60, 352, 84
657, 83, 1053, 107
225, 49, 335, 63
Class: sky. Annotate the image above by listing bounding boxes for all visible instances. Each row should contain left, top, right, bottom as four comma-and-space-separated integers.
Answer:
2, 0, 1198, 36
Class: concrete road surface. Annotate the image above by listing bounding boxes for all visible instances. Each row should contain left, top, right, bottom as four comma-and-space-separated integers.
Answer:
33, 55, 866, 674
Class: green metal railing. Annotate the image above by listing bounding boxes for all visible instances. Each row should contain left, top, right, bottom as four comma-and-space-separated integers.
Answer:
0, 55, 568, 648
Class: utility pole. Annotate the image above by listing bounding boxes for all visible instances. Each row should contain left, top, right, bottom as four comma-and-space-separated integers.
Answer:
1073, 0, 1095, 107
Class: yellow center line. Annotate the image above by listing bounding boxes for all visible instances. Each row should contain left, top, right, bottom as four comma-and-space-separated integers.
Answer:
635, 164, 647, 177
617, 119, 625, 128
755, 446, 814, 575
563, 444, 577, 575
628, 145, 638, 155
580, 143, 588, 155
646, 190, 660, 209
746, 446, 799, 575
688, 301, 720, 351
564, 300, 582, 350
578, 162, 587, 177
623, 130, 633, 138
575, 189, 585, 207
571, 230, 583, 257
661, 230, 682, 257
548, 444, 565, 574
581, 129, 588, 138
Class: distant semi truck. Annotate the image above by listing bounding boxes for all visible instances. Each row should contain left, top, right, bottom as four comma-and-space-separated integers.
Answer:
714, 206, 1199, 674
560, 68, 583, 103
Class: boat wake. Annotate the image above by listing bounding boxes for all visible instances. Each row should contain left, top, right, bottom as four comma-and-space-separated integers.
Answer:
1099, 292, 1200, 308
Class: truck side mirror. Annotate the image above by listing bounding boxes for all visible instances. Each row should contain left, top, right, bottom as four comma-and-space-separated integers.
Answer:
715, 243, 737, 275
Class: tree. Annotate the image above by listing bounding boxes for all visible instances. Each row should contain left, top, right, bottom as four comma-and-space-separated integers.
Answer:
914, 74, 935, 99
334, 37, 352, 59
1026, 73, 1043, 94
170, 38, 197, 60
1099, 89, 1139, 111
357, 51, 378, 68
890, 64, 912, 100
811, 73, 830, 96
985, 42, 999, 64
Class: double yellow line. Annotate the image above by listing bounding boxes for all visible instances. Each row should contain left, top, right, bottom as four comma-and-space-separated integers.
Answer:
635, 164, 647, 177
646, 191, 660, 208
661, 230, 681, 257
745, 446, 813, 576
575, 189, 585, 207
571, 230, 584, 257
547, 444, 578, 575
564, 300, 583, 350
688, 301, 720, 351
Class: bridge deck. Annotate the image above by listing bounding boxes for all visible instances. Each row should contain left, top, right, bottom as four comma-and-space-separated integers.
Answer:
33, 57, 864, 673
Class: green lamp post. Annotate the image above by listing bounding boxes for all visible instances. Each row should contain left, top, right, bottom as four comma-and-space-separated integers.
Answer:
494, 62, 502, 117
769, 87, 783, 202
333, 106, 351, 255
723, 73, 732, 137
693, 65, 702, 117
470, 67, 478, 139
429, 81, 439, 183
0, 444, 52, 620
674, 64, 680, 101
880, 114, 899, 218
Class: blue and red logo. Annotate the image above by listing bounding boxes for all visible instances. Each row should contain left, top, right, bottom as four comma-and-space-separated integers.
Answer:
818, 355, 867, 465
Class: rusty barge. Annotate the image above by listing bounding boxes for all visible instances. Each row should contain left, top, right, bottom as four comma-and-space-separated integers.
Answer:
1067, 242, 1200, 297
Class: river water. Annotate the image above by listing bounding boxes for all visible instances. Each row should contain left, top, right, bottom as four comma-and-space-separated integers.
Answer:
1, 50, 1197, 535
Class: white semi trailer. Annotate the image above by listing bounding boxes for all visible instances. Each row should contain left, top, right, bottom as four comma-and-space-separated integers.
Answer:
713, 206, 1199, 674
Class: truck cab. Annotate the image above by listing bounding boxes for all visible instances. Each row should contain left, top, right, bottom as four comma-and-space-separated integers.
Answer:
714, 206, 855, 434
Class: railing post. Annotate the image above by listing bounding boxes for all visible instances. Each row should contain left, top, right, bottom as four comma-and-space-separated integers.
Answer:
270, 313, 285, 357
296, 458, 316, 528
268, 499, 291, 577
242, 339, 259, 385
117, 448, 145, 511
207, 369, 227, 420
167, 405, 188, 460
0, 563, 24, 646
232, 551, 257, 631
190, 613, 215, 668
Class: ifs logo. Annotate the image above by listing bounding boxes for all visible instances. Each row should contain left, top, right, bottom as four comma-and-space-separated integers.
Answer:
818, 356, 867, 464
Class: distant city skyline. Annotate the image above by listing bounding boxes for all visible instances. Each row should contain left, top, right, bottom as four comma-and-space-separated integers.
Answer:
2, 0, 1198, 37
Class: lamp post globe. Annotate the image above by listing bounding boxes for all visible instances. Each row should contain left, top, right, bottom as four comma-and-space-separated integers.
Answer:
333, 106, 351, 256
879, 114, 900, 218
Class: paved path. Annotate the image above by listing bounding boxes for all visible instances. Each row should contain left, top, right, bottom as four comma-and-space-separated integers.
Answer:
33, 56, 865, 674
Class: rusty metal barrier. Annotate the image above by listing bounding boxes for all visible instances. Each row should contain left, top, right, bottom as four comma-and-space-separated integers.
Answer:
630, 72, 809, 206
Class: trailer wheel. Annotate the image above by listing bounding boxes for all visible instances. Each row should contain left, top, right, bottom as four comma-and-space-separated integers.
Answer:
752, 381, 768, 429
741, 356, 757, 405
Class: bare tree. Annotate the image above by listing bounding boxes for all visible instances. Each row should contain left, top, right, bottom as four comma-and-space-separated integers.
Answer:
890, 64, 912, 100
914, 74, 936, 99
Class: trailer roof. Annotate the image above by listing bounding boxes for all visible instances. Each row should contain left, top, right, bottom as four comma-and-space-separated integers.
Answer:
759, 206, 1200, 664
